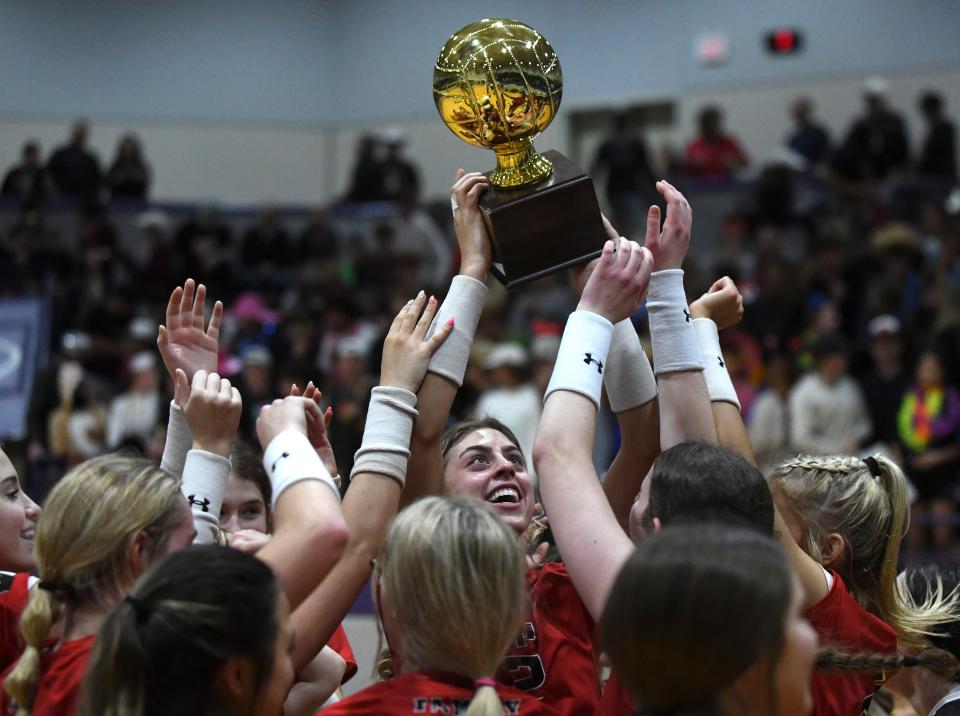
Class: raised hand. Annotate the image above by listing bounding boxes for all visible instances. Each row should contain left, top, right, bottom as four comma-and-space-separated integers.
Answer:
690, 276, 744, 330
158, 279, 223, 405
577, 239, 654, 324
644, 180, 692, 271
290, 381, 338, 477
179, 369, 242, 457
570, 213, 622, 296
256, 395, 323, 452
228, 529, 272, 555
451, 169, 492, 281
380, 291, 454, 393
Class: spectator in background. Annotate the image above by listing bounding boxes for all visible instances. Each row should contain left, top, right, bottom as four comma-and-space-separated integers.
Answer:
105, 351, 161, 454
682, 105, 748, 180
46, 119, 102, 200
241, 204, 291, 290
592, 112, 656, 238
858, 315, 910, 456
345, 134, 385, 202
747, 352, 796, 469
236, 346, 275, 439
174, 205, 235, 297
786, 97, 831, 167
299, 207, 339, 263
326, 337, 374, 484
898, 350, 960, 552
789, 333, 872, 454
833, 77, 909, 182
917, 91, 957, 182
379, 129, 420, 202
473, 343, 542, 467
1, 141, 46, 202
106, 133, 151, 200
391, 198, 452, 290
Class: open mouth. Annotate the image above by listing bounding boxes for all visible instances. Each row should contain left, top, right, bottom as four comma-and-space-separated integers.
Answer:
20, 529, 35, 541
486, 486, 521, 505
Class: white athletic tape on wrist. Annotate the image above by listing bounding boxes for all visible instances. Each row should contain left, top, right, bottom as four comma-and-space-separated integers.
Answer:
263, 431, 340, 507
160, 400, 193, 478
545, 311, 614, 411
181, 449, 231, 545
427, 275, 487, 386
351, 386, 418, 487
603, 319, 657, 412
646, 269, 704, 375
693, 318, 741, 410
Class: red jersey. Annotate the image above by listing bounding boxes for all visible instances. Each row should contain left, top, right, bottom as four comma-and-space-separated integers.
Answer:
807, 573, 897, 716
320, 671, 562, 715
495, 562, 600, 716
683, 136, 748, 179
0, 573, 32, 672
2, 635, 94, 716
598, 670, 634, 716
328, 624, 358, 684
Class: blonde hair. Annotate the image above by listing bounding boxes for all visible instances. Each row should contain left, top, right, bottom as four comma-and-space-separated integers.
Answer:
4, 454, 184, 713
768, 454, 959, 646
376, 496, 526, 716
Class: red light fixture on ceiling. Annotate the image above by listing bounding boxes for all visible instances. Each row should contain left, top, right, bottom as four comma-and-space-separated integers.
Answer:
765, 28, 804, 56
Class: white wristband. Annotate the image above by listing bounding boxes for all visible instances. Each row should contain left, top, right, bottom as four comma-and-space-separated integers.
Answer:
646, 269, 704, 375
693, 318, 741, 410
263, 431, 340, 507
181, 449, 231, 545
160, 400, 192, 478
603, 319, 657, 412
351, 387, 418, 487
427, 275, 488, 386
545, 311, 614, 411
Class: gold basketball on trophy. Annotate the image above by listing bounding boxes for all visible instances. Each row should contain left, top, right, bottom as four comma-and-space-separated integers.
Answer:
433, 18, 563, 188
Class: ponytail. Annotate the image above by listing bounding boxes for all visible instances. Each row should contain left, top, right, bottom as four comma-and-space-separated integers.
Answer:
4, 587, 59, 714
465, 678, 503, 716
817, 646, 960, 681
78, 597, 150, 715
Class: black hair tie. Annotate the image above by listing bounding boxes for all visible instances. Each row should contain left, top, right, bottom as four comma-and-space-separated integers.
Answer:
38, 580, 74, 600
125, 594, 150, 624
901, 654, 920, 667
863, 456, 882, 478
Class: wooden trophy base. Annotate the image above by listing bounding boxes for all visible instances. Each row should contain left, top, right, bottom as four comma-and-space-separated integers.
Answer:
480, 149, 605, 289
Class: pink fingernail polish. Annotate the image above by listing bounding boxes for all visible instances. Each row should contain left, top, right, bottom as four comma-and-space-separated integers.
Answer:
447, 318, 455, 326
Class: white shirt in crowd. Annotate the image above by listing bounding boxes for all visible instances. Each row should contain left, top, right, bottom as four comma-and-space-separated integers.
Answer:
788, 373, 872, 455
106, 390, 160, 450
747, 389, 791, 468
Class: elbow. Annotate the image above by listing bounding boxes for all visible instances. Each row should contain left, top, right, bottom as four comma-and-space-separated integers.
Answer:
532, 431, 563, 477
309, 512, 350, 563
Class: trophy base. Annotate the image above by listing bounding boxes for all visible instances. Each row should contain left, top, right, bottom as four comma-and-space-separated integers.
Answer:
480, 150, 605, 289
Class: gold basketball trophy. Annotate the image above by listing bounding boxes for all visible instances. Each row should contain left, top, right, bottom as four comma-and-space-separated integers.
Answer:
433, 18, 605, 287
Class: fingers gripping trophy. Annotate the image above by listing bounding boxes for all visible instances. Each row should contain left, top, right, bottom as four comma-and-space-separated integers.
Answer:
433, 19, 605, 287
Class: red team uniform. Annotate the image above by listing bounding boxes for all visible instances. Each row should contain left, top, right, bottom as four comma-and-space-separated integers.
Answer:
495, 563, 600, 716
0, 573, 31, 672
321, 671, 562, 715
329, 624, 358, 684
807, 572, 897, 716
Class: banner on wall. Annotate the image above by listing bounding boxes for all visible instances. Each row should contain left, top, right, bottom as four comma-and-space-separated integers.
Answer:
0, 298, 49, 440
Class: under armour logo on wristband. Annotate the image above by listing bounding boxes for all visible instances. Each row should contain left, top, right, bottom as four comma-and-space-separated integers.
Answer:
718, 356, 725, 368
683, 309, 692, 322
583, 353, 604, 374
271, 451, 291, 474
187, 495, 211, 513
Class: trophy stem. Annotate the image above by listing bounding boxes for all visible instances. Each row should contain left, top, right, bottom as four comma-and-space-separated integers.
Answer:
489, 140, 553, 188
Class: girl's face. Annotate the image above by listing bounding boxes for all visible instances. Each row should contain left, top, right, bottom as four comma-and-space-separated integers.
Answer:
728, 577, 818, 716
220, 475, 269, 535
917, 353, 944, 388
0, 449, 40, 572
254, 593, 295, 716
772, 578, 818, 716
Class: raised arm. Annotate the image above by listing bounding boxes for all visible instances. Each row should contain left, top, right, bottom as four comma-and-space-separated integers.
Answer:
254, 394, 348, 610
644, 181, 716, 449
157, 279, 223, 477
589, 215, 660, 530
535, 238, 654, 622
692, 280, 830, 608
405, 170, 491, 503
290, 293, 452, 670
